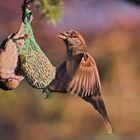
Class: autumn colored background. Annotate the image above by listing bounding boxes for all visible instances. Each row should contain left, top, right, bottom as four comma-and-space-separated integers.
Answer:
0, 0, 140, 140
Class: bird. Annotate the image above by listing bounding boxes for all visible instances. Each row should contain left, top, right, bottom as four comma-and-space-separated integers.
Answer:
47, 30, 113, 134
13, 4, 56, 95
0, 34, 24, 90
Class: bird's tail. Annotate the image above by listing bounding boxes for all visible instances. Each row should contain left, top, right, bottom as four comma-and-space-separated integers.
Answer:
84, 96, 113, 134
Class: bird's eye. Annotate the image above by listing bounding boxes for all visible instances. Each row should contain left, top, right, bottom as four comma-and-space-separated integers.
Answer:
70, 33, 74, 37
69, 33, 76, 38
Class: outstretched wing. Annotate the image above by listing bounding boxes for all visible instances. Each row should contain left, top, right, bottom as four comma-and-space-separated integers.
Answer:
68, 52, 101, 97
48, 53, 83, 93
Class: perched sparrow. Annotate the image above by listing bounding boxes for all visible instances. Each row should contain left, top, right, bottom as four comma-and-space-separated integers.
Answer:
0, 34, 24, 90
48, 30, 113, 134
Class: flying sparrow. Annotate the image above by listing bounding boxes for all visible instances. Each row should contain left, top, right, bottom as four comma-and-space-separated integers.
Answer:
48, 30, 113, 134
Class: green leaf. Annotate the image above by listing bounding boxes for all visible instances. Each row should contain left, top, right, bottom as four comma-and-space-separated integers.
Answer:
33, 0, 64, 25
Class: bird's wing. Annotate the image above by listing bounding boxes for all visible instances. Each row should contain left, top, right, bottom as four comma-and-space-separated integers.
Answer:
68, 52, 101, 97
48, 54, 84, 93
48, 62, 70, 93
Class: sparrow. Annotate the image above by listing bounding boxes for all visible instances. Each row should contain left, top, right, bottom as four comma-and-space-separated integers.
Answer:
0, 34, 24, 90
47, 30, 113, 134
0, 1, 31, 90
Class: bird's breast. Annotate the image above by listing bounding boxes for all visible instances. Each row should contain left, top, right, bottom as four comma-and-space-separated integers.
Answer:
66, 54, 83, 79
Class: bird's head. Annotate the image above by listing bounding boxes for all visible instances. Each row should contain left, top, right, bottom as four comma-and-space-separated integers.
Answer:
58, 30, 87, 55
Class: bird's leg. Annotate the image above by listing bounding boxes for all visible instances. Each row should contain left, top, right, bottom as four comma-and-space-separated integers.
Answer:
42, 87, 53, 99
12, 34, 31, 46
12, 34, 27, 42
12, 35, 25, 46
16, 34, 30, 40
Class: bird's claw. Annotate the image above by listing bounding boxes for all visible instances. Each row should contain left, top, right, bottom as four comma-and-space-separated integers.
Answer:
42, 88, 53, 99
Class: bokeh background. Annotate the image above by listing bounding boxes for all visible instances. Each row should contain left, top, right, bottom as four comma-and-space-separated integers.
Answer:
0, 0, 140, 140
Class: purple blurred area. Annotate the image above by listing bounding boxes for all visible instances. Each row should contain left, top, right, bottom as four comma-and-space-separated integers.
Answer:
0, 0, 140, 140
57, 0, 140, 31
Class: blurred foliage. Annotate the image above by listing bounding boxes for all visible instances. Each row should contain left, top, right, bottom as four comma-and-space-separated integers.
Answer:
34, 0, 64, 25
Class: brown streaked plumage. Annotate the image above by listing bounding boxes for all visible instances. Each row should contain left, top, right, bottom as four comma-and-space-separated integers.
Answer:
48, 30, 113, 134
0, 34, 24, 90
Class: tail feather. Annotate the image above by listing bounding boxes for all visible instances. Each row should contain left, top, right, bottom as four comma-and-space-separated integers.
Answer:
84, 96, 113, 134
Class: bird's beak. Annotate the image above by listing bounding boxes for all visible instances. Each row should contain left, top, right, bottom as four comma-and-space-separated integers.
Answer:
58, 32, 68, 40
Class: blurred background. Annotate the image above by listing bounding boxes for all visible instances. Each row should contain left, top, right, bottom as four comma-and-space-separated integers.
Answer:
0, 0, 140, 139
